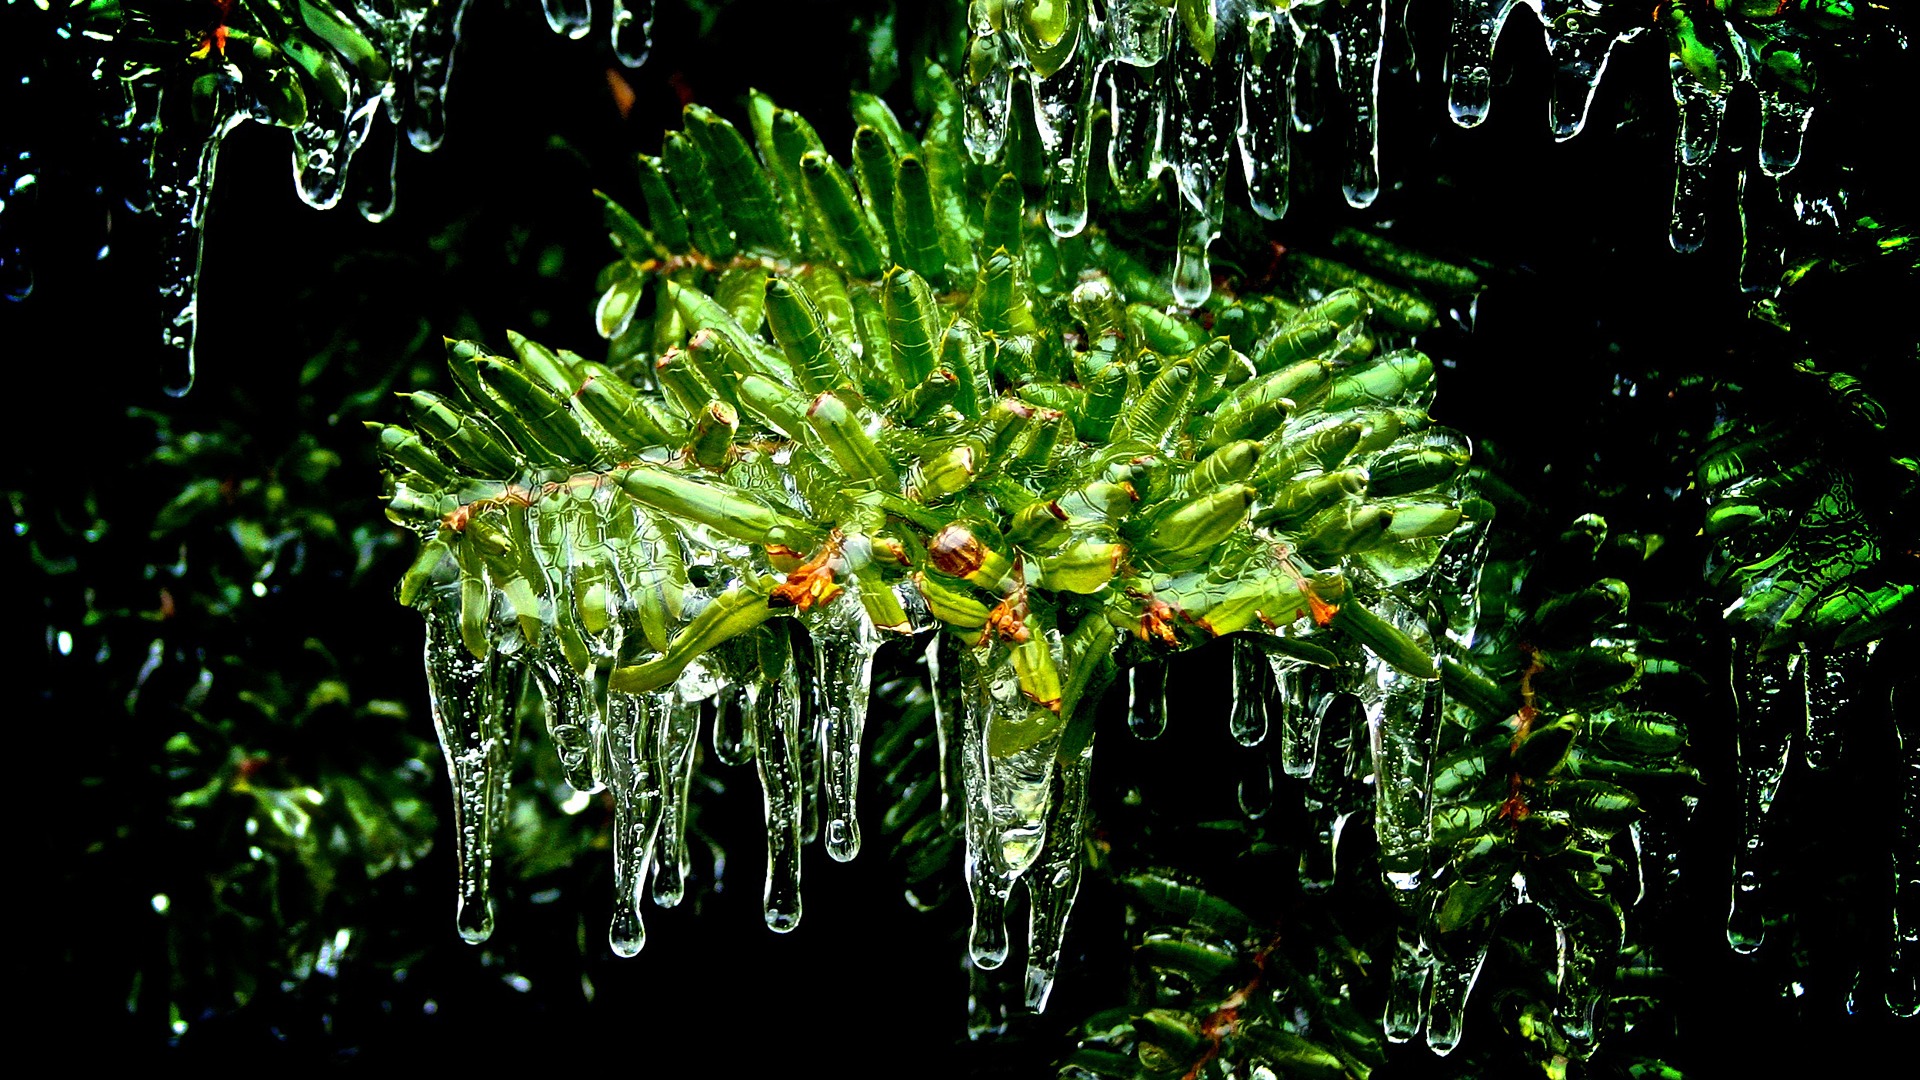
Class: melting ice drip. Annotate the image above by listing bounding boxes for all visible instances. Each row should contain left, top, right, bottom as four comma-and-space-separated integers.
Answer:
960, 0, 1892, 304
14, 0, 658, 394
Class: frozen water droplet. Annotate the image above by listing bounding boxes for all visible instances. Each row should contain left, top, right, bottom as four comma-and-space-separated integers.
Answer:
1170, 187, 1221, 308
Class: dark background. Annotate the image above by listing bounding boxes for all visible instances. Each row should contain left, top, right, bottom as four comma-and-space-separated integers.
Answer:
7, 0, 1912, 1070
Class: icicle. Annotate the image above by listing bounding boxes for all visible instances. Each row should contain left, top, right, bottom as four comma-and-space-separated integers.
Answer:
1889, 672, 1917, 1018
1025, 737, 1095, 1011
1424, 920, 1496, 1055
1383, 928, 1432, 1043
1539, 4, 1638, 141
1360, 602, 1441, 890
1166, 14, 1238, 307
528, 638, 605, 793
606, 690, 671, 956
420, 587, 519, 945
1030, 45, 1100, 237
1738, 166, 1787, 298
1171, 186, 1223, 308
1550, 918, 1607, 1053
952, 633, 1071, 972
1291, 28, 1329, 133
1802, 643, 1866, 772
810, 610, 883, 863
1301, 693, 1361, 891
1445, 0, 1519, 127
749, 629, 806, 933
354, 113, 402, 224
711, 683, 758, 766
1726, 638, 1804, 954
649, 692, 702, 908
1106, 61, 1166, 206
1636, 795, 1693, 919
1755, 84, 1814, 179
1126, 662, 1168, 740
1237, 9, 1294, 221
610, 0, 659, 68
1323, 0, 1386, 207
404, 0, 475, 153
1668, 57, 1728, 254
799, 708, 823, 845
953, 636, 1012, 969
964, 2, 1016, 160
1273, 660, 1324, 778
154, 95, 247, 396
1229, 637, 1270, 746
289, 63, 377, 211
